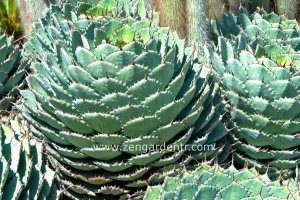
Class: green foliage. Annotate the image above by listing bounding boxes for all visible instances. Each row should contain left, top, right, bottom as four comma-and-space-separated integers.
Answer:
0, 117, 59, 199
144, 164, 300, 199
211, 8, 300, 49
1, 1, 298, 199
0, 33, 27, 112
21, 0, 227, 198
207, 9, 300, 178
0, 0, 22, 38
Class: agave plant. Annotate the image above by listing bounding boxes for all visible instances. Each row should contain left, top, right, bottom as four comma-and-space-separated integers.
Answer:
144, 163, 300, 199
0, 33, 27, 112
211, 7, 300, 47
20, 0, 227, 198
0, 116, 59, 199
206, 9, 300, 178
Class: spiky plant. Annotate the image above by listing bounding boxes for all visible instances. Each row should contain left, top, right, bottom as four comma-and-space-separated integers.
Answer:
0, 116, 59, 199
0, 0, 23, 38
211, 7, 300, 47
144, 163, 300, 199
17, 0, 61, 36
206, 9, 300, 178
20, 0, 227, 198
210, 7, 246, 42
0, 33, 27, 112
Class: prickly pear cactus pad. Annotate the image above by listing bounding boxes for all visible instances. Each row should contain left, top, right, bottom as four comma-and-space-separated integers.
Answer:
206, 9, 300, 178
20, 0, 227, 198
0, 117, 59, 199
0, 33, 27, 111
144, 164, 300, 200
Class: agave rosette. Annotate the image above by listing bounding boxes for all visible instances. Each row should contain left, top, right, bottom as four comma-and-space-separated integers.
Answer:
0, 117, 59, 199
0, 33, 27, 111
144, 163, 300, 199
20, 0, 227, 198
206, 9, 300, 177
211, 8, 300, 49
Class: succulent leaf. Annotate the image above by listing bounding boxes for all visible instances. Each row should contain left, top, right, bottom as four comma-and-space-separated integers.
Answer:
21, 0, 228, 198
0, 118, 59, 199
0, 33, 28, 112
207, 8, 300, 178
144, 164, 300, 200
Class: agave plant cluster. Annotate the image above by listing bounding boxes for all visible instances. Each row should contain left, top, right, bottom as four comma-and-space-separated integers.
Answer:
208, 8, 300, 177
0, 0, 300, 199
0, 33, 27, 112
144, 164, 300, 199
0, 116, 58, 199
20, 0, 227, 198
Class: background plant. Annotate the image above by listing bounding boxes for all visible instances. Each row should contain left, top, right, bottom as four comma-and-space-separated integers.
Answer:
0, 116, 59, 199
0, 33, 27, 112
0, 0, 22, 38
144, 163, 300, 199
20, 0, 228, 198
17, 0, 61, 37
0, 0, 299, 199
207, 9, 300, 178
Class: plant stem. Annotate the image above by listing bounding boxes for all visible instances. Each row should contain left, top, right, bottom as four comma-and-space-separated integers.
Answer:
187, 0, 208, 49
